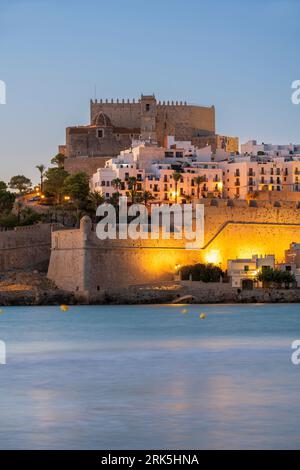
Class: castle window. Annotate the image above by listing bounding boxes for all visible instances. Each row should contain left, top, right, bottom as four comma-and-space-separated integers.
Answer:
146, 104, 150, 112
97, 129, 104, 139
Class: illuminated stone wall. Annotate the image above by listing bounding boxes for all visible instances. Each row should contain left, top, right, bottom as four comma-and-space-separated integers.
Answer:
47, 202, 300, 295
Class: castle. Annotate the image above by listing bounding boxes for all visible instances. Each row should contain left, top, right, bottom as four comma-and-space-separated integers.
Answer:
62, 94, 238, 176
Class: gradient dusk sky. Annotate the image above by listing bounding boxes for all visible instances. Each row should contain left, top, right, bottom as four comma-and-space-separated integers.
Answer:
0, 0, 299, 184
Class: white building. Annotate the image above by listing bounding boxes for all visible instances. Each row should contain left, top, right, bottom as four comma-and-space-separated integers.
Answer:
228, 255, 275, 288
241, 140, 300, 157
91, 139, 224, 201
220, 158, 300, 200
90, 137, 300, 202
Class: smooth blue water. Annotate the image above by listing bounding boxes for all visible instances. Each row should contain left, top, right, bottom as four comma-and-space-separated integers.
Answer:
0, 304, 300, 449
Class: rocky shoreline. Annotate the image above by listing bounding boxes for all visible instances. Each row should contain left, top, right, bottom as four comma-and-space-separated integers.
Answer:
1, 272, 300, 305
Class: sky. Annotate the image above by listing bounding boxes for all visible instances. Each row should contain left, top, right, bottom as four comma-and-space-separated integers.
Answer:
0, 0, 299, 184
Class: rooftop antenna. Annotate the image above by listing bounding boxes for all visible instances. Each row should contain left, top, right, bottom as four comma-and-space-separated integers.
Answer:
94, 84, 97, 101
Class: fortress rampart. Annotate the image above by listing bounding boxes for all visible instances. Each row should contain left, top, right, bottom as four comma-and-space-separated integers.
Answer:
0, 224, 55, 272
47, 202, 300, 297
90, 97, 215, 144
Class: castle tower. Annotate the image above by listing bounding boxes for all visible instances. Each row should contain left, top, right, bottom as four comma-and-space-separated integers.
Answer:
140, 94, 157, 141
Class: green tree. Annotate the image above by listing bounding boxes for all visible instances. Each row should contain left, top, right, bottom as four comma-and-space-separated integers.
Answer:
0, 182, 15, 213
0, 212, 18, 229
36, 164, 46, 192
51, 153, 65, 169
62, 172, 90, 203
44, 167, 69, 203
87, 191, 105, 213
256, 267, 295, 288
62, 172, 90, 225
15, 200, 23, 223
111, 178, 122, 192
136, 190, 155, 206
180, 263, 224, 282
19, 207, 41, 226
127, 176, 137, 203
109, 192, 121, 209
0, 181, 7, 192
194, 175, 205, 199
9, 175, 32, 194
172, 172, 181, 203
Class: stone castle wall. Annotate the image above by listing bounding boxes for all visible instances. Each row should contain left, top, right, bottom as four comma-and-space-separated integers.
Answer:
0, 224, 54, 272
64, 156, 110, 177
47, 203, 300, 296
90, 99, 216, 145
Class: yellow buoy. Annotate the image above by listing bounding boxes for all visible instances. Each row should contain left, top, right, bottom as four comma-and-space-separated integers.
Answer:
0, 309, 3, 314
199, 313, 206, 320
60, 305, 69, 312
181, 308, 188, 314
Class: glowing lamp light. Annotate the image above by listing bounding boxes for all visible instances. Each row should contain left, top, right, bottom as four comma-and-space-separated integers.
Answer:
64, 195, 71, 201
217, 182, 223, 190
205, 250, 220, 265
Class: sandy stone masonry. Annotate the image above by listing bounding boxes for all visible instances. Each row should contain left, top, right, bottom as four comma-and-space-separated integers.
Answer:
47, 202, 300, 298
64, 94, 218, 175
0, 224, 60, 272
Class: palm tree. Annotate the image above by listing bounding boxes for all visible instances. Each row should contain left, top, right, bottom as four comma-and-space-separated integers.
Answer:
142, 191, 155, 206
111, 178, 122, 192
172, 172, 181, 204
194, 175, 205, 199
127, 176, 137, 203
86, 191, 105, 222
15, 200, 23, 223
36, 164, 46, 193
135, 191, 155, 206
109, 192, 121, 208
87, 191, 105, 211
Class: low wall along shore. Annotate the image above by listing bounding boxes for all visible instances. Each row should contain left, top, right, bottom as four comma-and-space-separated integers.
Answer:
0, 224, 58, 272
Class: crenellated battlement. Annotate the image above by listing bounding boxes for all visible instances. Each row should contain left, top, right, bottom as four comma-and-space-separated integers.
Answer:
90, 97, 214, 108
